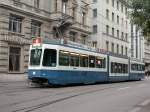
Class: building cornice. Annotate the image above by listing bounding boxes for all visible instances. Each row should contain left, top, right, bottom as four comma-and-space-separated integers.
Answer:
0, 3, 52, 22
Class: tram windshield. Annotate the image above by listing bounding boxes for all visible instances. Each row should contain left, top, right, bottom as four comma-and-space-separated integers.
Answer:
30, 49, 42, 66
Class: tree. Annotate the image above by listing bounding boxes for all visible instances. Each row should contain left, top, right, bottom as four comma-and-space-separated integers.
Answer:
129, 0, 150, 40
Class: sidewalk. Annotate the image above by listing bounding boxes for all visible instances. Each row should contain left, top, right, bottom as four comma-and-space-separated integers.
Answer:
0, 73, 27, 82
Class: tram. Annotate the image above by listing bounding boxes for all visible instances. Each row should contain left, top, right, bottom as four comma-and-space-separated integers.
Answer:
28, 38, 145, 86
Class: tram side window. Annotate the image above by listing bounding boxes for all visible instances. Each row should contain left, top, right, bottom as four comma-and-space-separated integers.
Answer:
80, 54, 88, 67
131, 64, 135, 71
30, 49, 42, 66
111, 62, 128, 73
96, 57, 106, 68
59, 50, 69, 66
111, 62, 114, 73
70, 52, 79, 67
42, 49, 57, 67
142, 65, 145, 71
132, 64, 144, 71
125, 65, 128, 73
89, 55, 96, 68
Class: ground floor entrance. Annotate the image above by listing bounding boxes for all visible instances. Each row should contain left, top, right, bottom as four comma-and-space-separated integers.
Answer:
9, 46, 21, 72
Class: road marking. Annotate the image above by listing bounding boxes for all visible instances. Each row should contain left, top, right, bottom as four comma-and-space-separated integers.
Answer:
118, 87, 131, 90
139, 99, 150, 106
130, 107, 141, 112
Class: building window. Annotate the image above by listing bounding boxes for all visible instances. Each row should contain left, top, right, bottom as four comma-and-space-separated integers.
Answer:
106, 41, 109, 51
31, 20, 41, 37
93, 9, 97, 18
111, 43, 114, 53
34, 0, 39, 8
72, 6, 76, 20
93, 25, 98, 34
121, 18, 124, 26
112, 12, 114, 22
112, 0, 114, 7
125, 47, 128, 56
125, 33, 128, 41
93, 0, 97, 3
125, 20, 128, 28
70, 31, 76, 42
9, 15, 22, 33
106, 9, 109, 19
125, 7, 128, 15
117, 44, 119, 54
117, 1, 119, 10
81, 35, 87, 44
121, 45, 124, 55
92, 41, 97, 48
62, 0, 68, 14
112, 27, 115, 37
117, 15, 119, 24
117, 30, 119, 38
82, 12, 86, 25
54, 0, 58, 12
106, 25, 109, 35
106, 0, 109, 4
121, 4, 124, 13
121, 32, 124, 40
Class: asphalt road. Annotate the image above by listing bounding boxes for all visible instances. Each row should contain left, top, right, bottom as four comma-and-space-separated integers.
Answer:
0, 78, 150, 112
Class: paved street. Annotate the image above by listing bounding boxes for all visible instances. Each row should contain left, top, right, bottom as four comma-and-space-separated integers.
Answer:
0, 78, 150, 112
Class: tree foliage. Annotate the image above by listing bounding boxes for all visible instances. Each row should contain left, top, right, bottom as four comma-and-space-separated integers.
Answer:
129, 0, 150, 40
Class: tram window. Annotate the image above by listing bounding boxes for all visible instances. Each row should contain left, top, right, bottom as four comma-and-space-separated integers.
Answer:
126, 65, 128, 73
80, 54, 88, 67
103, 58, 106, 68
142, 65, 145, 71
119, 64, 122, 73
70, 52, 79, 67
96, 57, 102, 68
42, 49, 57, 67
122, 64, 126, 73
59, 50, 69, 66
89, 55, 96, 68
111, 62, 114, 73
30, 49, 42, 66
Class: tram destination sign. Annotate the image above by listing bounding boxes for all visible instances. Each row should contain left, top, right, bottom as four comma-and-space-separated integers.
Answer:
32, 38, 42, 47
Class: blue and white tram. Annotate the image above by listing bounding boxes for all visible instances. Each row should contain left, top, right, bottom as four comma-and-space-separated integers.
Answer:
129, 59, 145, 80
28, 38, 108, 85
28, 38, 145, 86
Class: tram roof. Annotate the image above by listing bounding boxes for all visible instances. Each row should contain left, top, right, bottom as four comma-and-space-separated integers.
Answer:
32, 37, 129, 59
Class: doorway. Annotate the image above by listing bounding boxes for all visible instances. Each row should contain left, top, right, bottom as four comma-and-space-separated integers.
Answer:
9, 47, 21, 72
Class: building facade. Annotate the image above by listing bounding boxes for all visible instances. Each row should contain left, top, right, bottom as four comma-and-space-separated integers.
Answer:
91, 0, 130, 56
0, 0, 91, 74
130, 24, 145, 61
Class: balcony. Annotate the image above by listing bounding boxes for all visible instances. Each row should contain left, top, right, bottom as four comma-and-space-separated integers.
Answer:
72, 22, 91, 33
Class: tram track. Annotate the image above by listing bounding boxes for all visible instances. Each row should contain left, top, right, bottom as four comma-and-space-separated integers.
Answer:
12, 86, 117, 112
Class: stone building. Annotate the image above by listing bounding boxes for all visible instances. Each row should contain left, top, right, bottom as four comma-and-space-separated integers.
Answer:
0, 0, 91, 74
91, 0, 130, 56
130, 24, 145, 61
